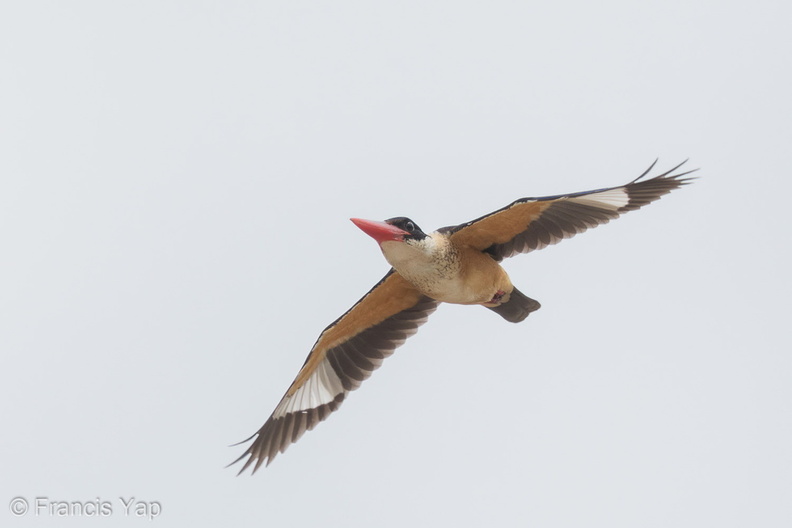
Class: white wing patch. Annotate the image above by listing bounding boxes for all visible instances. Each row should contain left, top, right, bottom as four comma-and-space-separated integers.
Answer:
571, 187, 629, 210
272, 360, 344, 418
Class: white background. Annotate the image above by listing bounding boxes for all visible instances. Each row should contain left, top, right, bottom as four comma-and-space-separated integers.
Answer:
2, 1, 790, 526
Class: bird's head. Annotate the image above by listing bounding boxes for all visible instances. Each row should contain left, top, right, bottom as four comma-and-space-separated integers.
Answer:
350, 217, 428, 244
350, 217, 435, 267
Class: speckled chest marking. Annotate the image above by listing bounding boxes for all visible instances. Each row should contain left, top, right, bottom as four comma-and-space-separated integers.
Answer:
380, 234, 512, 305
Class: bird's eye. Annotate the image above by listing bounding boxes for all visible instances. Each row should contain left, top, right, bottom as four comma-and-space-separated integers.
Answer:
406, 221, 415, 232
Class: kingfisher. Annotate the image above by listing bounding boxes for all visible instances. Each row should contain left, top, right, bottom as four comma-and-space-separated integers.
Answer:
231, 160, 695, 474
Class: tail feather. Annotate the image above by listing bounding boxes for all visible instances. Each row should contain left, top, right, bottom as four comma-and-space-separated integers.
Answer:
487, 287, 540, 323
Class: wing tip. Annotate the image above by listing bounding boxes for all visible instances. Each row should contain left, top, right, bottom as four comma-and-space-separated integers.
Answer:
229, 437, 280, 476
634, 158, 699, 184
620, 159, 697, 212
229, 392, 351, 475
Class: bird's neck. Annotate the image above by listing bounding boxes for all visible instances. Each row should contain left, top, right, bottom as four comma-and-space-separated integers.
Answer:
380, 234, 461, 295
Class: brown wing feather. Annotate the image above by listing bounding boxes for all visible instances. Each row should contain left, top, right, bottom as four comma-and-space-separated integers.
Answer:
446, 160, 696, 260
231, 270, 439, 474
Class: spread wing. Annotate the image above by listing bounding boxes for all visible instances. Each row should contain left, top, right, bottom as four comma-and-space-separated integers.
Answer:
444, 160, 696, 260
231, 270, 439, 474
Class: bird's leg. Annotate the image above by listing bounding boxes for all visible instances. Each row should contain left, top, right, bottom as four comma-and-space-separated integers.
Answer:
486, 290, 507, 306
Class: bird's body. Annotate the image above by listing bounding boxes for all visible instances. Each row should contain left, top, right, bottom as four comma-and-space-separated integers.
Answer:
231, 160, 695, 474
375, 226, 510, 306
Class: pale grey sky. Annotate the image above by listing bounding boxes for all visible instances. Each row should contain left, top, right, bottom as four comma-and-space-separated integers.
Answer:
2, 1, 790, 527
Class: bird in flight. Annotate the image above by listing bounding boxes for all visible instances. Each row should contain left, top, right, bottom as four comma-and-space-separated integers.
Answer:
231, 160, 695, 474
